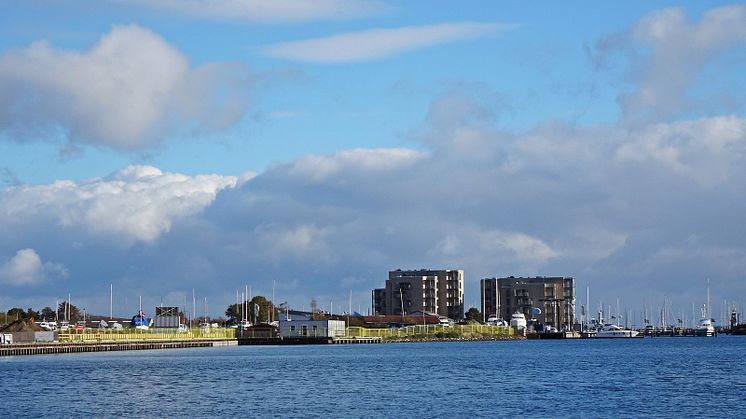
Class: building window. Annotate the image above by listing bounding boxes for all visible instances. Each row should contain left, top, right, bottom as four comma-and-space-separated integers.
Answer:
290, 325, 295, 332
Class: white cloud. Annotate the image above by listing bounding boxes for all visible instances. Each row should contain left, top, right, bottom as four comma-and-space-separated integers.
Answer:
616, 116, 746, 185
0, 165, 237, 245
429, 229, 558, 273
285, 148, 426, 181
0, 24, 250, 150
265, 22, 513, 63
0, 249, 67, 286
596, 5, 746, 121
122, 0, 386, 23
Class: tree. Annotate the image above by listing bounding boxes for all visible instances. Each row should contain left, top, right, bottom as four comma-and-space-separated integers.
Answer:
466, 307, 482, 322
26, 308, 40, 321
6, 307, 27, 321
40, 306, 56, 321
226, 295, 279, 325
225, 303, 243, 325
57, 301, 81, 322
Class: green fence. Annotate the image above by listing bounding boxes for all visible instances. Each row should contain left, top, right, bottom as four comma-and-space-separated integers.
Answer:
58, 328, 236, 343
57, 325, 513, 342
346, 324, 514, 340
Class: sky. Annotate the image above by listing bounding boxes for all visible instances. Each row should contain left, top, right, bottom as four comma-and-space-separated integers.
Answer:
1, 1, 745, 324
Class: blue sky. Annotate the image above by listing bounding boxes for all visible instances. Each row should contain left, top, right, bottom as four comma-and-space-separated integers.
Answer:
1, 1, 745, 323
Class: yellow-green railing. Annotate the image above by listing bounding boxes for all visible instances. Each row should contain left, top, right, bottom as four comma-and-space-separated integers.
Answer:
58, 328, 236, 343
57, 325, 513, 342
346, 324, 514, 340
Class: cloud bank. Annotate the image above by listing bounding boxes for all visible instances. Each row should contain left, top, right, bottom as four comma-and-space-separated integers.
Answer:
0, 24, 250, 150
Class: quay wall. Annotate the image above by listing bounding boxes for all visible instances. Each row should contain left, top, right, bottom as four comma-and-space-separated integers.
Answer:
0, 339, 237, 357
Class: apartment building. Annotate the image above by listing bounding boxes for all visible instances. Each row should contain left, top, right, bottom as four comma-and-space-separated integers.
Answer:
480, 276, 575, 329
372, 269, 465, 320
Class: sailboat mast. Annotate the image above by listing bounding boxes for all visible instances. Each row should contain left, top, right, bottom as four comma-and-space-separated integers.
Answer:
481, 280, 485, 322
707, 279, 711, 321
586, 284, 589, 330
496, 278, 500, 320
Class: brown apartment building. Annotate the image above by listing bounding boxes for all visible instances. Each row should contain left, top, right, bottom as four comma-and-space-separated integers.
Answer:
372, 269, 465, 320
480, 276, 575, 329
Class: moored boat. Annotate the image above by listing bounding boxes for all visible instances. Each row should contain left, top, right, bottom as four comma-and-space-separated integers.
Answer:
695, 306, 715, 337
695, 282, 716, 337
510, 312, 527, 331
131, 310, 152, 330
596, 324, 640, 338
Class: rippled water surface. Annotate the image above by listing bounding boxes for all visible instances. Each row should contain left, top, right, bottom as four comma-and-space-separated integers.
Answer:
2, 337, 745, 417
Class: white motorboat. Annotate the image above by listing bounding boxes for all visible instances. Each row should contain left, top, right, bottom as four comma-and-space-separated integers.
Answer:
695, 305, 715, 337
487, 315, 507, 326
595, 324, 639, 338
510, 312, 527, 330
696, 282, 716, 337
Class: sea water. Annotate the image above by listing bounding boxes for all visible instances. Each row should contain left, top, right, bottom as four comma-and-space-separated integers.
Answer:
2, 336, 745, 418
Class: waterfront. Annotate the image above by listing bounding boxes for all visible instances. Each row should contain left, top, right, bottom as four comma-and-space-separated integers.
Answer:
2, 337, 745, 417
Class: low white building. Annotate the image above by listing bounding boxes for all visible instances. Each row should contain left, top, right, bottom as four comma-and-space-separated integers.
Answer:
279, 319, 346, 338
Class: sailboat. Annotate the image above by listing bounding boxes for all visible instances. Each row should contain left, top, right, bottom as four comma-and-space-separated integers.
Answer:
130, 296, 152, 330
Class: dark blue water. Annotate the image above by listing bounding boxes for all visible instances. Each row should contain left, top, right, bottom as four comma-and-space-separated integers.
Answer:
2, 337, 745, 418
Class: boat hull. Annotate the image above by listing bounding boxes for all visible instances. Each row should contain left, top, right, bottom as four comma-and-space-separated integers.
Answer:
731, 324, 746, 335
694, 328, 715, 337
596, 330, 640, 338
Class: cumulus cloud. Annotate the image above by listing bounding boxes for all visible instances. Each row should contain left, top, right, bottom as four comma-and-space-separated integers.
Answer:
616, 116, 746, 186
121, 0, 386, 23
265, 22, 513, 63
0, 165, 236, 245
596, 4, 746, 122
0, 249, 67, 286
0, 24, 250, 150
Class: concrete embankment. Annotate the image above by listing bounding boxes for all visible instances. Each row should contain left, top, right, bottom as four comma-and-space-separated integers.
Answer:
1, 336, 384, 356
0, 339, 236, 357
